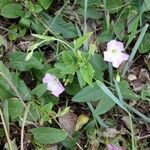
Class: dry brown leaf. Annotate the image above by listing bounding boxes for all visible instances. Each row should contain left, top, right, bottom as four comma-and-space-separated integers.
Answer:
58, 111, 77, 135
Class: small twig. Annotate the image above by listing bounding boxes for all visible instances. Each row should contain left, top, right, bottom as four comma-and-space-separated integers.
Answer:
137, 134, 150, 140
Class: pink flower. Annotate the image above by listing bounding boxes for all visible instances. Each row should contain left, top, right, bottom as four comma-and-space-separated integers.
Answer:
104, 40, 129, 68
43, 73, 65, 97
107, 144, 123, 150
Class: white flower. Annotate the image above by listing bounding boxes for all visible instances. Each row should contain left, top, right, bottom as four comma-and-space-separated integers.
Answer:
43, 73, 65, 97
104, 40, 129, 68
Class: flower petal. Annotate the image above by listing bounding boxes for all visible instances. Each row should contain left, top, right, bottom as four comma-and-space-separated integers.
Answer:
115, 41, 124, 52
120, 53, 129, 61
51, 82, 65, 97
107, 40, 117, 51
112, 52, 129, 68
104, 51, 113, 62
42, 73, 55, 84
107, 144, 123, 150
43, 73, 65, 97
107, 40, 124, 52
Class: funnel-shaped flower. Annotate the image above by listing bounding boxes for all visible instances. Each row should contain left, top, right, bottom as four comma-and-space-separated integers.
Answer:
43, 73, 65, 97
107, 144, 123, 150
104, 40, 129, 68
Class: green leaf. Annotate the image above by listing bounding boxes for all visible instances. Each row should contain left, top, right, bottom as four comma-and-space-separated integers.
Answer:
1, 3, 25, 18
42, 103, 53, 114
112, 20, 124, 40
38, 0, 53, 9
31, 17, 45, 34
0, 35, 7, 49
97, 30, 113, 43
118, 81, 141, 100
141, 0, 150, 12
9, 51, 44, 71
95, 98, 115, 115
72, 82, 110, 102
76, 0, 101, 7
141, 84, 150, 98
96, 81, 129, 113
19, 17, 31, 28
41, 13, 78, 38
65, 78, 81, 95
8, 98, 24, 121
78, 8, 101, 19
32, 84, 47, 97
74, 32, 92, 49
80, 63, 94, 85
106, 0, 123, 12
55, 63, 77, 75
1, 100, 9, 131
0, 61, 12, 90
127, 14, 140, 34
62, 51, 75, 65
0, 0, 12, 10
90, 53, 107, 81
11, 72, 31, 100
139, 33, 150, 53
0, 86, 13, 99
30, 127, 68, 144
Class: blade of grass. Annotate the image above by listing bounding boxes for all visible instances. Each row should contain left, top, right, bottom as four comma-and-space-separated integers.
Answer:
129, 114, 136, 150
21, 102, 31, 150
83, 0, 88, 51
96, 80, 129, 113
87, 102, 108, 128
125, 103, 150, 123
122, 24, 149, 78
114, 79, 136, 149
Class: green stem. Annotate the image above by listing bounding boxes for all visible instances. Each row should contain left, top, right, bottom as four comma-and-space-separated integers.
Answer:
83, 0, 88, 51
129, 114, 136, 150
0, 107, 13, 150
87, 102, 108, 128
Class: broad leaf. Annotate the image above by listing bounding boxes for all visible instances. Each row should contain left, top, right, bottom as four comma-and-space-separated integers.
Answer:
7, 98, 24, 121
1, 3, 25, 18
95, 98, 115, 115
0, 61, 12, 90
41, 13, 78, 38
32, 84, 47, 97
30, 127, 68, 144
11, 72, 31, 100
80, 63, 94, 85
97, 30, 113, 43
139, 33, 150, 53
74, 32, 92, 49
9, 51, 44, 71
112, 21, 124, 40
72, 82, 111, 102
106, 0, 123, 12
90, 53, 107, 81
0, 86, 13, 99
38, 0, 53, 9
141, 0, 150, 12
78, 8, 101, 19
0, 0, 12, 10
118, 81, 141, 100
